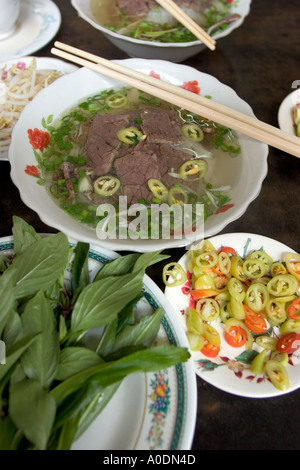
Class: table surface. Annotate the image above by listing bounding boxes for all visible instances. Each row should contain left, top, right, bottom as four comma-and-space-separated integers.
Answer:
1, 0, 300, 451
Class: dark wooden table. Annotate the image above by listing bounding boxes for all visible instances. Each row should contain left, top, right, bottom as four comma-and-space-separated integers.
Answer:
1, 0, 300, 451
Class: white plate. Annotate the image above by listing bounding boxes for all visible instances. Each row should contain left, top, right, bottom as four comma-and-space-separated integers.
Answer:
0, 0, 61, 61
9, 60, 269, 252
0, 56, 78, 161
165, 233, 300, 399
278, 87, 300, 136
0, 236, 197, 450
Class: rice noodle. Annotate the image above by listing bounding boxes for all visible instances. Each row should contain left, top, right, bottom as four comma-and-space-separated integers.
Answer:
0, 58, 63, 154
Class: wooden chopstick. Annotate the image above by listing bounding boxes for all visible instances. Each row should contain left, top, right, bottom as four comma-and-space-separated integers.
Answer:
51, 43, 300, 158
154, 0, 216, 50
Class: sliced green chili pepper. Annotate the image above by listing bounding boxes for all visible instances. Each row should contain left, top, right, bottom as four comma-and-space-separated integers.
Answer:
267, 274, 298, 297
178, 159, 208, 181
244, 283, 269, 313
255, 335, 277, 351
266, 298, 287, 326
230, 256, 247, 282
271, 262, 287, 277
229, 297, 245, 320
163, 262, 187, 287
279, 319, 300, 335
247, 250, 273, 272
270, 350, 288, 366
250, 349, 267, 375
264, 360, 290, 391
285, 253, 300, 281
243, 258, 267, 279
203, 323, 221, 346
117, 127, 146, 145
181, 123, 204, 142
168, 186, 188, 205
195, 251, 218, 269
220, 302, 231, 323
227, 277, 246, 302
218, 251, 231, 275
148, 179, 168, 202
93, 176, 121, 196
186, 307, 204, 335
196, 298, 220, 322
187, 332, 204, 351
105, 92, 128, 108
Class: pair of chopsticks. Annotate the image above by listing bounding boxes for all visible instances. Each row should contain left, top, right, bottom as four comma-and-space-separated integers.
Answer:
51, 42, 300, 159
155, 0, 216, 50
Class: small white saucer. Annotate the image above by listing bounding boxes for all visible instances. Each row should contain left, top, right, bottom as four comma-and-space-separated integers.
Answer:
0, 0, 61, 61
278, 86, 300, 136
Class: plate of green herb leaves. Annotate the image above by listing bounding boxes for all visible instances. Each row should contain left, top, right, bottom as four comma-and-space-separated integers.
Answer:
0, 216, 196, 450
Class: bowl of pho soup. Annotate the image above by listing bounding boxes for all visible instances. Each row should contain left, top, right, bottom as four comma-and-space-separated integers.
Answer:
71, 0, 251, 62
9, 59, 268, 252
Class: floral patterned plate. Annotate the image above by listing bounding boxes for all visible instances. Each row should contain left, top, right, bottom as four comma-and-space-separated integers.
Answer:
0, 236, 197, 450
165, 233, 300, 398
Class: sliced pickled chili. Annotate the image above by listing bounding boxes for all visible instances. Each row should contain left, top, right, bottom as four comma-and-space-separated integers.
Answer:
230, 256, 247, 282
255, 335, 277, 351
243, 304, 267, 334
117, 127, 146, 145
285, 253, 300, 281
266, 298, 287, 326
227, 277, 246, 302
267, 274, 298, 297
167, 185, 188, 205
181, 123, 204, 142
195, 251, 218, 269
279, 319, 300, 335
271, 262, 287, 277
186, 307, 204, 335
105, 92, 127, 108
187, 332, 204, 351
264, 360, 290, 391
203, 323, 221, 346
93, 176, 121, 196
225, 324, 247, 348
218, 251, 231, 274
163, 262, 187, 287
178, 159, 207, 181
193, 273, 216, 291
196, 298, 220, 322
248, 250, 273, 272
250, 349, 267, 375
148, 179, 168, 202
201, 337, 220, 358
244, 282, 269, 313
276, 332, 300, 354
243, 258, 267, 279
230, 297, 245, 320
287, 298, 300, 320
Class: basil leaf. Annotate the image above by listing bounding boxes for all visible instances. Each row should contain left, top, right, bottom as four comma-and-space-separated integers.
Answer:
93, 253, 139, 281
56, 347, 103, 381
9, 378, 56, 450
100, 308, 165, 360
20, 291, 60, 388
0, 416, 17, 450
2, 309, 22, 350
71, 242, 90, 293
7, 232, 70, 299
69, 270, 145, 341
51, 345, 189, 402
0, 332, 42, 382
12, 215, 41, 255
0, 268, 15, 337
